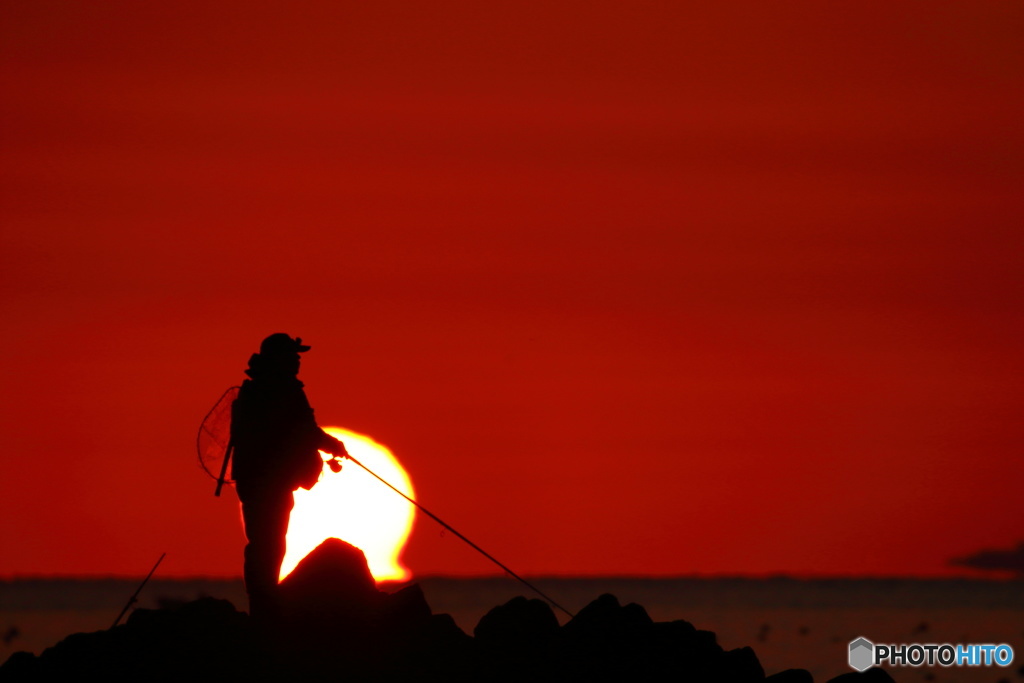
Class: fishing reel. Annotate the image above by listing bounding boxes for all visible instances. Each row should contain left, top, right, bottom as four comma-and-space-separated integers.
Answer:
327, 455, 344, 473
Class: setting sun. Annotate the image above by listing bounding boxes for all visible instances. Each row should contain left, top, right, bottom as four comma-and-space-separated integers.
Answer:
279, 428, 415, 582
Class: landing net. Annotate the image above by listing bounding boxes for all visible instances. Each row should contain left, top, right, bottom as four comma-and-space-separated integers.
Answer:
197, 385, 239, 484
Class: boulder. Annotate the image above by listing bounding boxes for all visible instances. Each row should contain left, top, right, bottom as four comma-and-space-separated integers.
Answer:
277, 537, 380, 620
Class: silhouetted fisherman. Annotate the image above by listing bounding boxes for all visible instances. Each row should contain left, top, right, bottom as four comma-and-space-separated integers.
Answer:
231, 333, 348, 620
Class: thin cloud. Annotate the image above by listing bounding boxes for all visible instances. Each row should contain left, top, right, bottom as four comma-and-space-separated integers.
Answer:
951, 543, 1024, 574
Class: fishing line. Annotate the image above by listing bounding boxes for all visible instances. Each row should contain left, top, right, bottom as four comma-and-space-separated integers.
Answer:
343, 454, 576, 619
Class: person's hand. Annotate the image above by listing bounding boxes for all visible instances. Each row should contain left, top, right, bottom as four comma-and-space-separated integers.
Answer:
333, 438, 350, 458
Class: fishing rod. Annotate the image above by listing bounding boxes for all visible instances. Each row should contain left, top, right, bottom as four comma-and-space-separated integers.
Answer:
112, 552, 166, 629
337, 454, 575, 619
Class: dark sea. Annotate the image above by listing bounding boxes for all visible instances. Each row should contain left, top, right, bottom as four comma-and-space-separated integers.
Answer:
1, 577, 1021, 682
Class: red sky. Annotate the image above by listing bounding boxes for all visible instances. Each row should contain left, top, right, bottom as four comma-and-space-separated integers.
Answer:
2, 1, 1021, 578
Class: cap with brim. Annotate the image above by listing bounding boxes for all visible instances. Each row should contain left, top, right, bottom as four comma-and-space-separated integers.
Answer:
259, 333, 311, 356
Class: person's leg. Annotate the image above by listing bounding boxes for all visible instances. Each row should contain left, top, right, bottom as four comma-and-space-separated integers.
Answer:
237, 481, 295, 620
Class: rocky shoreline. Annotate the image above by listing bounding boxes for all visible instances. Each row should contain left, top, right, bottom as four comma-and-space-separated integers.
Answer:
1, 540, 895, 682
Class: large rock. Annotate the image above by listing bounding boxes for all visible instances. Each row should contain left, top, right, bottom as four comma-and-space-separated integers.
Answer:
475, 595, 560, 647
1, 597, 263, 682
277, 537, 380, 620
472, 597, 561, 681
557, 593, 735, 681
275, 537, 447, 666
269, 537, 479, 682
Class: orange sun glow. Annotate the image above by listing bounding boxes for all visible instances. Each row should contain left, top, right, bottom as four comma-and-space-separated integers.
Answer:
279, 427, 415, 582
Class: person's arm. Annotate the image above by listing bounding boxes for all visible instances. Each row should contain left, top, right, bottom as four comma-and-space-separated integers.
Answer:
318, 430, 349, 458
295, 384, 349, 458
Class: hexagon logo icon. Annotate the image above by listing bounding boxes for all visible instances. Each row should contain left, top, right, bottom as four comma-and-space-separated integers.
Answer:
849, 637, 875, 672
